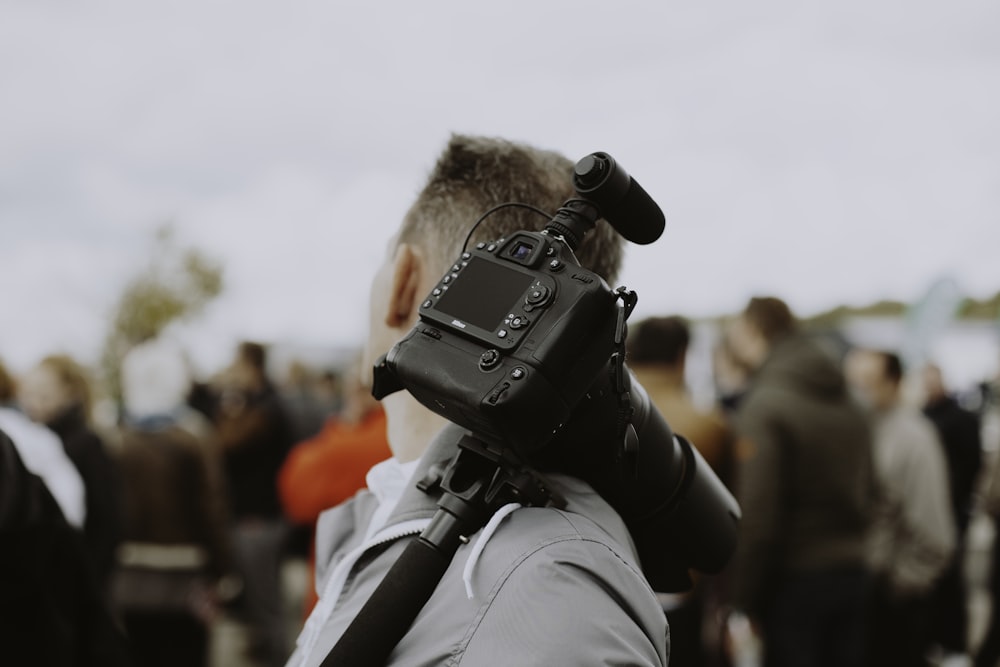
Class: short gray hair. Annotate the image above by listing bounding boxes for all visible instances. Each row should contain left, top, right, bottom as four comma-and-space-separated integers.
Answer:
398, 134, 624, 284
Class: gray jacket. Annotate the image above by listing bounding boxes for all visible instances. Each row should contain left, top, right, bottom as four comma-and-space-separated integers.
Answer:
289, 427, 669, 667
867, 405, 955, 596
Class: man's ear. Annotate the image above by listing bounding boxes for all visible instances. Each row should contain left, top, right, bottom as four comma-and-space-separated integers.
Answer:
386, 243, 424, 328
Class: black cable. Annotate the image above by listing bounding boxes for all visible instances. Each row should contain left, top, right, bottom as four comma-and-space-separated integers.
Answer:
461, 203, 553, 253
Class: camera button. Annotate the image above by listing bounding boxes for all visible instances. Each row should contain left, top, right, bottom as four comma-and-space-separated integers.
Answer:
461, 252, 471, 260
421, 299, 433, 309
487, 382, 511, 405
497, 329, 509, 339
476, 242, 487, 250
486, 243, 498, 252
432, 288, 442, 296
479, 349, 501, 370
442, 275, 453, 284
509, 316, 529, 330
510, 367, 526, 380
451, 264, 462, 273
548, 259, 564, 272
526, 285, 550, 305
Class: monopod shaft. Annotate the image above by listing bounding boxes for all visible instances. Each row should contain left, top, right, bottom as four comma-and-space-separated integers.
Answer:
319, 509, 463, 667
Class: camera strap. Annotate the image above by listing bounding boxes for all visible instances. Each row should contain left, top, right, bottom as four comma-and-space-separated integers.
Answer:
319, 434, 562, 667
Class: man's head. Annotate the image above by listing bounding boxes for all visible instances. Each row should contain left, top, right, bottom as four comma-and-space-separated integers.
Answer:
18, 355, 93, 425
365, 135, 627, 460
227, 341, 269, 393
726, 296, 798, 371
844, 347, 904, 412
121, 337, 194, 419
366, 135, 625, 374
397, 134, 623, 284
627, 316, 691, 370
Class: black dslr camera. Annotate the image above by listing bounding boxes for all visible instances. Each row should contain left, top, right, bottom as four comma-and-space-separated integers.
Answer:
373, 152, 739, 591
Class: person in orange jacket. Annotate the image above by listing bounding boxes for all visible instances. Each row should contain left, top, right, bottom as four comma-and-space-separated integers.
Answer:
278, 363, 391, 616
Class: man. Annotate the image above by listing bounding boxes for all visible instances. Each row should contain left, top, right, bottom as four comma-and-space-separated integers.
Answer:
114, 336, 233, 667
628, 315, 734, 666
19, 354, 123, 592
214, 340, 295, 667
629, 316, 733, 481
922, 363, 982, 661
0, 428, 130, 666
286, 135, 668, 666
976, 366, 1000, 667
726, 297, 873, 667
845, 349, 955, 667
0, 358, 85, 530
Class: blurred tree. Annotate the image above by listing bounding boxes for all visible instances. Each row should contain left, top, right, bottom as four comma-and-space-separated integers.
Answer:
100, 225, 224, 405
958, 290, 1000, 320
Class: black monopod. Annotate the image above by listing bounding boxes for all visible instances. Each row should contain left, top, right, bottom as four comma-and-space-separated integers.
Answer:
320, 432, 560, 667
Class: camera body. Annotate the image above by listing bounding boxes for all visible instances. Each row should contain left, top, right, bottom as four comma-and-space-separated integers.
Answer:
378, 228, 618, 459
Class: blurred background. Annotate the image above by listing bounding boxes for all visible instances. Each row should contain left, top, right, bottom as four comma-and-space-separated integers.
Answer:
2, 0, 997, 386
1, 1, 998, 665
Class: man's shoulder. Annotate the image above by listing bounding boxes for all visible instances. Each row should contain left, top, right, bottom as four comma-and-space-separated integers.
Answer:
884, 406, 939, 444
458, 478, 651, 601
487, 503, 640, 568
548, 474, 640, 547
304, 477, 666, 667
880, 407, 944, 465
394, 499, 664, 666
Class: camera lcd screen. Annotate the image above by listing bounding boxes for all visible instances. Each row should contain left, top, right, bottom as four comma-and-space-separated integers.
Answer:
434, 258, 534, 332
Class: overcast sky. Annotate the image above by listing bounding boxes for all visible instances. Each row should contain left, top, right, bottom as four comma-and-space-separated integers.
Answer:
1, 0, 997, 376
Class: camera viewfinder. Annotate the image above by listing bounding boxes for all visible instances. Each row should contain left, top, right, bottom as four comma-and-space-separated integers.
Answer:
509, 241, 534, 261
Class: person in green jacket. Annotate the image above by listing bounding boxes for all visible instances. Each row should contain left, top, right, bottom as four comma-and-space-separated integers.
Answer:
725, 296, 874, 667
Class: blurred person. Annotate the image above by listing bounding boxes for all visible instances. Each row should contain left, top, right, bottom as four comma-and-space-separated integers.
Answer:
921, 363, 982, 661
977, 426, 1000, 666
112, 336, 233, 667
725, 296, 874, 667
18, 354, 123, 591
975, 364, 1000, 667
0, 356, 86, 530
628, 316, 734, 480
278, 357, 391, 617
287, 135, 669, 667
0, 427, 131, 666
712, 334, 751, 420
312, 369, 342, 416
279, 361, 334, 443
845, 348, 955, 667
628, 315, 735, 667
214, 340, 295, 666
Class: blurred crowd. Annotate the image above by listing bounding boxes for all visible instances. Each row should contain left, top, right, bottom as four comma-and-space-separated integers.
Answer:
0, 337, 374, 666
2, 294, 1000, 667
